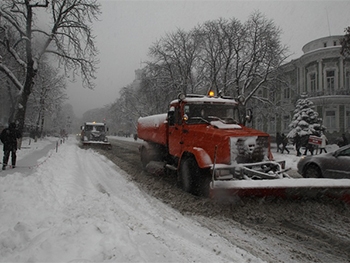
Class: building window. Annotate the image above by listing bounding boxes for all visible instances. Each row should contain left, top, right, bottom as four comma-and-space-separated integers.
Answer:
326, 70, 335, 95
283, 115, 290, 130
346, 110, 350, 132
333, 41, 337, 46
324, 42, 327, 47
325, 110, 336, 131
310, 73, 316, 94
283, 87, 290, 100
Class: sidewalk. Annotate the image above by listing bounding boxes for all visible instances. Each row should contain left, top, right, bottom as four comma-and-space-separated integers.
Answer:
0, 137, 61, 176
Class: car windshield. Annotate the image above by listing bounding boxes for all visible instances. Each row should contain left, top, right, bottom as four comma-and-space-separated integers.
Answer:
337, 146, 350, 156
184, 103, 239, 124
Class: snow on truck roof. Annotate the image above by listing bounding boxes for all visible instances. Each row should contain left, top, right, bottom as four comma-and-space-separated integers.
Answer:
170, 95, 238, 105
85, 122, 105, 126
138, 114, 167, 126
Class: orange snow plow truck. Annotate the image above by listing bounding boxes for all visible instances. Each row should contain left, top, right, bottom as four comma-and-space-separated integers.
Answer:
137, 93, 350, 203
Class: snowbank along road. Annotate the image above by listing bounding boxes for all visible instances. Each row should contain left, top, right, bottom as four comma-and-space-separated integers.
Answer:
1, 137, 262, 262
99, 137, 350, 263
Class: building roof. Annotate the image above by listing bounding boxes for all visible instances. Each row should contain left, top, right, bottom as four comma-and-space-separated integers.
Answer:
302, 35, 343, 54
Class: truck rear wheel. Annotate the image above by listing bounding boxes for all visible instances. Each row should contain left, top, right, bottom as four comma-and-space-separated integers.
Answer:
140, 146, 150, 169
179, 157, 210, 197
140, 143, 165, 169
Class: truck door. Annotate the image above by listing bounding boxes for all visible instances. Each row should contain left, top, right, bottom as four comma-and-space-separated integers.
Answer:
168, 105, 183, 157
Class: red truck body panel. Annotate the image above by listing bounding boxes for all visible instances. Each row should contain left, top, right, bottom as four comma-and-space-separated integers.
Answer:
177, 124, 270, 167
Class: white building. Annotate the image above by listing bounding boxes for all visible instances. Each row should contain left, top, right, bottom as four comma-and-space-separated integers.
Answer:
263, 35, 350, 141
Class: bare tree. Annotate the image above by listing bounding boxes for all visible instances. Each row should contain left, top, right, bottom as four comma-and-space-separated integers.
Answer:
196, 18, 242, 95
229, 12, 289, 104
144, 12, 288, 120
27, 60, 67, 137
0, 0, 100, 133
148, 28, 201, 95
108, 12, 289, 126
139, 63, 179, 115
197, 20, 224, 93
197, 12, 289, 124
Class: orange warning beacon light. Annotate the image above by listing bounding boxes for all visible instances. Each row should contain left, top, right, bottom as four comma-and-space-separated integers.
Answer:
208, 90, 215, 97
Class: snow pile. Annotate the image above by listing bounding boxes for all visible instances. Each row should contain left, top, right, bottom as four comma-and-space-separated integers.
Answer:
0, 137, 264, 262
210, 120, 241, 129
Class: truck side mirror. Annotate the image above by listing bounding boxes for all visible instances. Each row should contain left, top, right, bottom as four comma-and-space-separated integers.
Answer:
168, 110, 175, 126
183, 114, 189, 122
246, 109, 253, 123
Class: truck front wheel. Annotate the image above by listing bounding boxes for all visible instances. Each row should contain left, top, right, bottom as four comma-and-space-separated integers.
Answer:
179, 157, 196, 194
179, 157, 210, 197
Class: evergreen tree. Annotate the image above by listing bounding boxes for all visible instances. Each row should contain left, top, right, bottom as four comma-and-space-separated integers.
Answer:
341, 26, 350, 57
287, 97, 324, 139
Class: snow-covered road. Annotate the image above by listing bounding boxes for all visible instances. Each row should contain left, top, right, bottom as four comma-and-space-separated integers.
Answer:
0, 137, 263, 262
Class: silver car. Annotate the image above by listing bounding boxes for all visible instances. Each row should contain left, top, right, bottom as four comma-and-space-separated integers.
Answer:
297, 144, 350, 178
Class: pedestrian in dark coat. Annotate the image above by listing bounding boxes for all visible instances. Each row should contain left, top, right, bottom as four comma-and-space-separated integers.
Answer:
281, 133, 290, 154
0, 122, 21, 170
337, 133, 349, 147
342, 133, 349, 146
276, 132, 283, 153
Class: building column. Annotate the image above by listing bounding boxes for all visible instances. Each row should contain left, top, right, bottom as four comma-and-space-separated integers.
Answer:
297, 66, 300, 94
339, 57, 344, 89
301, 66, 306, 93
318, 59, 323, 92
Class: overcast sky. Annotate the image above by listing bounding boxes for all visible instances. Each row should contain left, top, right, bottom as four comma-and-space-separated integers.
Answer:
66, 0, 350, 118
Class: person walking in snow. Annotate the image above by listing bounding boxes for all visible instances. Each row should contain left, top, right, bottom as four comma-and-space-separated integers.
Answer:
281, 133, 290, 154
342, 133, 349, 146
337, 133, 349, 147
319, 132, 328, 154
0, 122, 21, 170
276, 132, 283, 153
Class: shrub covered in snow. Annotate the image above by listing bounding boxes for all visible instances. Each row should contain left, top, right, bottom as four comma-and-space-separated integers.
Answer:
287, 97, 325, 139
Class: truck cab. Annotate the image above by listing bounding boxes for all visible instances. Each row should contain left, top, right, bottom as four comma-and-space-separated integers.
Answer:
166, 94, 269, 168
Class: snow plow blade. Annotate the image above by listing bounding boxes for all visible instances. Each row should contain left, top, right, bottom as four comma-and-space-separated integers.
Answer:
81, 141, 112, 150
210, 178, 350, 204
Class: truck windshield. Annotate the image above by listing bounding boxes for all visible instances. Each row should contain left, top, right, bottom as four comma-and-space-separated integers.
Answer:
184, 104, 239, 124
85, 125, 105, 132
85, 125, 93, 131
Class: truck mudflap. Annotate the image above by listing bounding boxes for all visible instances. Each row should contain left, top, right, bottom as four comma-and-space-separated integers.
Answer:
210, 178, 350, 204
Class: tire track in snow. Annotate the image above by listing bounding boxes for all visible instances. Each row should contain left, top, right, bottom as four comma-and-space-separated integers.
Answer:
76, 143, 264, 262
100, 137, 350, 263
